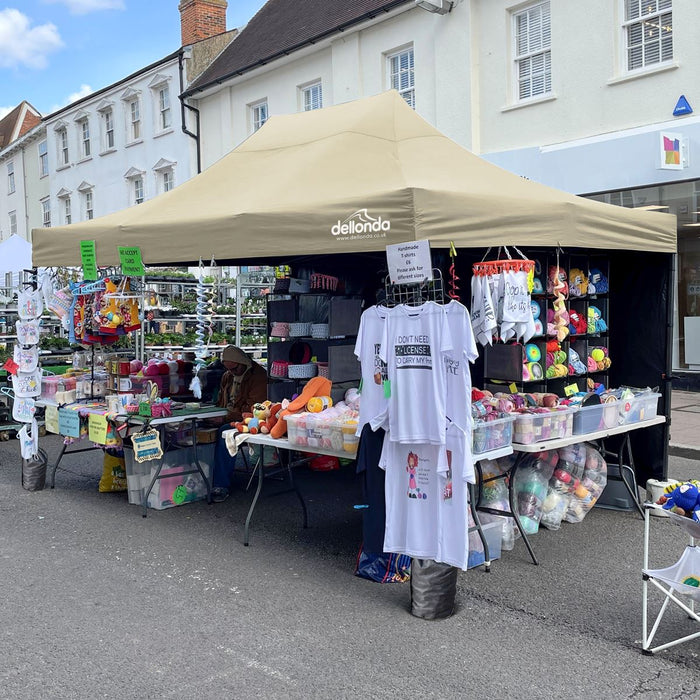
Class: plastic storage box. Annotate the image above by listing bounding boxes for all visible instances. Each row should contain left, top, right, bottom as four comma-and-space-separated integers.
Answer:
512, 406, 576, 445
472, 415, 515, 455
618, 392, 661, 425
572, 401, 619, 435
467, 520, 503, 569
124, 444, 214, 510
286, 412, 345, 452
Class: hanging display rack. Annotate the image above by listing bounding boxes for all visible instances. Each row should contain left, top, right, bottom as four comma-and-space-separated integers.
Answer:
383, 268, 445, 307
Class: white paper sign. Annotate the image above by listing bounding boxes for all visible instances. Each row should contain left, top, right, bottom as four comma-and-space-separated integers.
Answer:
386, 240, 433, 284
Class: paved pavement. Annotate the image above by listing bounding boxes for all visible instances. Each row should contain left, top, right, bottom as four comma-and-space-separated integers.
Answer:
669, 390, 700, 459
1, 428, 700, 699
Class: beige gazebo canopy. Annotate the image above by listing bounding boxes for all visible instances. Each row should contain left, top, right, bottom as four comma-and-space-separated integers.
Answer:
32, 90, 676, 267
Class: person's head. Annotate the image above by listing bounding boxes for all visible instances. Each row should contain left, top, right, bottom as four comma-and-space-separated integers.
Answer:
221, 345, 251, 375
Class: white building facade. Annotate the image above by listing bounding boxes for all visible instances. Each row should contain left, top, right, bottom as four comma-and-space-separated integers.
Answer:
42, 52, 195, 236
184, 0, 699, 379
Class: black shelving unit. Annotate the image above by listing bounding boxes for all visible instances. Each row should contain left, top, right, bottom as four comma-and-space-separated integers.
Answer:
483, 251, 611, 397
266, 292, 362, 403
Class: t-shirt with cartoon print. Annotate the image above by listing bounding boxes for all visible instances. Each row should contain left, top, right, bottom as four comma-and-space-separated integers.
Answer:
380, 424, 471, 568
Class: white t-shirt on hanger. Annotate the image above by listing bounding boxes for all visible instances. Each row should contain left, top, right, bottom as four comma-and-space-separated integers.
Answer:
378, 302, 453, 445
353, 305, 390, 435
380, 424, 471, 568
444, 299, 479, 433
437, 423, 472, 570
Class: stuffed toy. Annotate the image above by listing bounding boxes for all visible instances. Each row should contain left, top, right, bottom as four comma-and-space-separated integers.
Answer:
568, 268, 588, 297
588, 306, 608, 334
659, 482, 700, 522
270, 376, 333, 439
568, 309, 587, 336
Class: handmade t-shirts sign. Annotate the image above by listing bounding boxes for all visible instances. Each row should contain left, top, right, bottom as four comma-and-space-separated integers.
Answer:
354, 305, 389, 435
378, 302, 452, 445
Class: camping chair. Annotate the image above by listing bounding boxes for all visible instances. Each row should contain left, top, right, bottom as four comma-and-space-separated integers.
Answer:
641, 504, 700, 654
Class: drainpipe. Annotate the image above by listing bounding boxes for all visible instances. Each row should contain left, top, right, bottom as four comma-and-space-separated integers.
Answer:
179, 49, 202, 174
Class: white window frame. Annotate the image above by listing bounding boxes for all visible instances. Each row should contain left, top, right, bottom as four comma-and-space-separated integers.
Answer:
159, 87, 172, 130
57, 126, 69, 166
512, 2, 552, 103
301, 81, 323, 112
622, 0, 673, 73
7, 161, 15, 195
38, 140, 48, 177
250, 100, 269, 133
63, 197, 72, 225
41, 198, 51, 228
134, 176, 144, 205
102, 108, 115, 151
75, 116, 91, 159
121, 89, 142, 143
387, 46, 415, 109
9, 210, 17, 236
162, 169, 174, 193
84, 190, 94, 220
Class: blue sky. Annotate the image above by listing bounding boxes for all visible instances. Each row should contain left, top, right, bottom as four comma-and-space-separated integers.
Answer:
0, 0, 264, 119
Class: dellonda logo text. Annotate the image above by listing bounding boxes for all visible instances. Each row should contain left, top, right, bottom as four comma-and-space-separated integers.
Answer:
331, 209, 391, 237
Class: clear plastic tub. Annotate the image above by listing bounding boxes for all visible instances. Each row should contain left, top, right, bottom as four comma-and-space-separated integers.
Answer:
512, 406, 576, 444
472, 415, 515, 455
618, 392, 661, 425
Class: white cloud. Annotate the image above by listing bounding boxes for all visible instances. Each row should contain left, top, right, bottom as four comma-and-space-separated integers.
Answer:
0, 106, 14, 119
44, 0, 125, 15
0, 9, 63, 69
50, 84, 94, 113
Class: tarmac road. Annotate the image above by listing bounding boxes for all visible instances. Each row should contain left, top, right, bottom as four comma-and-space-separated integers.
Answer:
1, 435, 699, 699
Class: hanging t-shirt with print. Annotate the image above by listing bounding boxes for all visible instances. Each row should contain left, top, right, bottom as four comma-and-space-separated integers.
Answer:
354, 305, 389, 435
380, 434, 447, 560
444, 300, 479, 434
379, 302, 453, 445
436, 423, 472, 570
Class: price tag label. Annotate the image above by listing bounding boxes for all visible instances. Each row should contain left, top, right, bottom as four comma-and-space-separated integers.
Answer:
383, 379, 391, 398
88, 412, 108, 444
45, 405, 59, 434
564, 383, 580, 397
117, 246, 144, 276
58, 408, 81, 437
133, 429, 163, 463
80, 240, 98, 281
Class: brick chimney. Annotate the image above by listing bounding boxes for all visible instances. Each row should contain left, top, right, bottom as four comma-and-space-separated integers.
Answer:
179, 0, 227, 45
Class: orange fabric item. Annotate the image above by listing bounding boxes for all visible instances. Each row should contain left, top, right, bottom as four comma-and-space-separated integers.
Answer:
270, 377, 332, 438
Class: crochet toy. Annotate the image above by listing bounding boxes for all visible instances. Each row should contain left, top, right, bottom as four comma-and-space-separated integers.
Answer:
270, 376, 333, 438
588, 306, 608, 334
568, 268, 588, 297
659, 482, 700, 522
547, 266, 569, 297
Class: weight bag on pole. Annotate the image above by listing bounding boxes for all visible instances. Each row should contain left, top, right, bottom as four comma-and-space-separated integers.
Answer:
21, 448, 48, 491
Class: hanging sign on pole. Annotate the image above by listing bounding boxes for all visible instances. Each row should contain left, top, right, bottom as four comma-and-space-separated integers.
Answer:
386, 240, 433, 285
117, 246, 144, 276
80, 240, 98, 281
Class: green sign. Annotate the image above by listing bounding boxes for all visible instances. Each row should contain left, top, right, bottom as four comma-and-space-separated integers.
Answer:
117, 246, 144, 276
80, 240, 98, 280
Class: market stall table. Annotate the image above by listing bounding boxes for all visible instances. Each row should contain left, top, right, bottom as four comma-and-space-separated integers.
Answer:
475, 415, 667, 565
225, 429, 514, 555
39, 401, 226, 516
